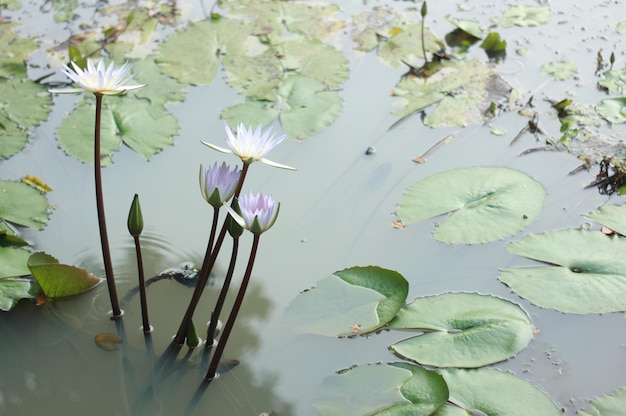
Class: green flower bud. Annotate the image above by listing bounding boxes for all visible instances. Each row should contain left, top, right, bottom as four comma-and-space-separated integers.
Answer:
127, 194, 143, 237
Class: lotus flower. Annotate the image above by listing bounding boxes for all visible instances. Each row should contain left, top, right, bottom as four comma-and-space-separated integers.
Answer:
226, 191, 280, 234
200, 162, 241, 207
202, 123, 295, 170
49, 59, 145, 96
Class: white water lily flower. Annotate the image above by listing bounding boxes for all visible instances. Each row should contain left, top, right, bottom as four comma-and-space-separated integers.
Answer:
226, 191, 280, 235
202, 123, 295, 170
49, 59, 145, 96
200, 162, 241, 207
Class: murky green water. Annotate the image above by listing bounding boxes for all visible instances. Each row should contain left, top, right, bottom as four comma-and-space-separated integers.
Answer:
2, 0, 626, 415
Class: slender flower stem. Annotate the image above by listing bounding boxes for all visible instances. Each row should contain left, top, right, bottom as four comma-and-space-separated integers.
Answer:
173, 163, 250, 345
206, 236, 239, 349
134, 235, 150, 332
205, 233, 260, 382
94, 93, 122, 318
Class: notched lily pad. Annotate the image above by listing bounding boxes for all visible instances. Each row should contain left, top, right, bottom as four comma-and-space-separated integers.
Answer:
499, 229, 626, 313
439, 368, 561, 415
579, 387, 626, 416
0, 277, 38, 311
596, 98, 626, 124
496, 5, 552, 27
585, 204, 626, 235
0, 180, 50, 229
284, 266, 408, 337
28, 252, 102, 299
396, 167, 546, 244
389, 293, 533, 368
541, 61, 578, 81
313, 362, 448, 416
392, 60, 512, 127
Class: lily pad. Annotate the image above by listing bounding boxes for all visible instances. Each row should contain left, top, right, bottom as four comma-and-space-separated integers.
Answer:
499, 229, 626, 313
377, 23, 444, 67
445, 16, 486, 39
541, 61, 578, 81
438, 368, 561, 415
496, 5, 552, 27
351, 6, 404, 53
596, 98, 626, 124
396, 167, 545, 244
0, 277, 38, 311
618, 21, 626, 36
392, 60, 511, 127
585, 204, 626, 235
313, 362, 448, 416
389, 293, 533, 368
598, 68, 626, 95
95, 333, 123, 351
284, 266, 408, 337
579, 387, 626, 416
0, 180, 50, 229
28, 252, 102, 299
0, 23, 38, 78
0, 247, 32, 278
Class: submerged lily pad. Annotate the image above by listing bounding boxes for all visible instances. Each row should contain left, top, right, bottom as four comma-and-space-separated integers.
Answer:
496, 5, 552, 27
541, 61, 578, 81
579, 387, 626, 416
0, 180, 50, 229
596, 98, 626, 124
396, 167, 545, 244
284, 266, 408, 337
28, 252, 102, 299
389, 293, 533, 368
313, 362, 448, 416
392, 60, 511, 127
439, 368, 561, 415
0, 277, 38, 311
499, 229, 626, 313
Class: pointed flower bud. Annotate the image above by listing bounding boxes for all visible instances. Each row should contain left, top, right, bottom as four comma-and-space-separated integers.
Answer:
127, 194, 144, 237
421, 1, 428, 17
48, 58, 145, 96
226, 197, 244, 238
199, 162, 241, 208
202, 123, 296, 170
225, 191, 280, 235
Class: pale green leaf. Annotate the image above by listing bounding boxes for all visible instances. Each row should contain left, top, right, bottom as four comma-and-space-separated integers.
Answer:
579, 387, 626, 416
496, 5, 552, 27
0, 247, 31, 278
397, 167, 545, 244
28, 252, 102, 299
0, 23, 37, 78
585, 204, 626, 235
389, 293, 533, 368
598, 68, 626, 95
596, 98, 626, 124
0, 180, 49, 229
541, 61, 578, 81
0, 277, 38, 311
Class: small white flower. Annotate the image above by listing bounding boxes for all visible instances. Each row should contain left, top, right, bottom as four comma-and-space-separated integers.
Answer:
49, 59, 145, 96
225, 191, 280, 234
199, 162, 241, 207
202, 123, 295, 170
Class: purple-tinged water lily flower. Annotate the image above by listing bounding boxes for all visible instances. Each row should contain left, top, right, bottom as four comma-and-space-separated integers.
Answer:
226, 191, 280, 234
48, 59, 145, 96
200, 162, 241, 207
202, 123, 295, 170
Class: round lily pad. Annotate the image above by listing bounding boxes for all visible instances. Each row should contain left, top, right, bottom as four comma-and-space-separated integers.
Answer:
579, 387, 626, 416
396, 167, 545, 244
596, 98, 626, 124
541, 61, 578, 81
438, 368, 561, 415
0, 180, 50, 229
284, 266, 408, 337
389, 293, 533, 368
499, 229, 626, 314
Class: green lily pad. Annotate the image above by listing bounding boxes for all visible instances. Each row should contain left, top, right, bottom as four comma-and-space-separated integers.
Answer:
351, 6, 404, 53
392, 60, 511, 127
378, 23, 444, 67
585, 204, 626, 235
598, 68, 626, 95
0, 23, 37, 78
596, 98, 626, 124
389, 293, 533, 368
0, 277, 38, 311
496, 5, 552, 27
445, 16, 486, 39
313, 362, 448, 416
0, 180, 50, 229
278, 39, 349, 89
396, 167, 545, 244
131, 58, 188, 112
222, 75, 343, 140
480, 32, 507, 52
499, 229, 626, 314
0, 247, 32, 278
57, 97, 178, 164
439, 368, 561, 415
617, 21, 626, 36
28, 252, 102, 299
157, 18, 247, 86
541, 61, 578, 81
284, 266, 408, 337
579, 387, 626, 416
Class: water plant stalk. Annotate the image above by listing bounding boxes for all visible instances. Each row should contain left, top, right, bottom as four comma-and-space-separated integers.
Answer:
94, 93, 122, 318
205, 233, 260, 381
173, 163, 249, 345
134, 235, 150, 332
421, 1, 428, 65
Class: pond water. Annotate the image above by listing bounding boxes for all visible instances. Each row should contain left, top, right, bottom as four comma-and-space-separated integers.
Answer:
1, 0, 626, 415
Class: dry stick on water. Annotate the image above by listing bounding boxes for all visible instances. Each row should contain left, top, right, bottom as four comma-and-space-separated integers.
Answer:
173, 163, 250, 346
94, 93, 122, 318
205, 233, 260, 382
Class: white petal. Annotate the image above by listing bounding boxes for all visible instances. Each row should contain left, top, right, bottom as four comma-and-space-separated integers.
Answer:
258, 157, 297, 170
201, 141, 235, 155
